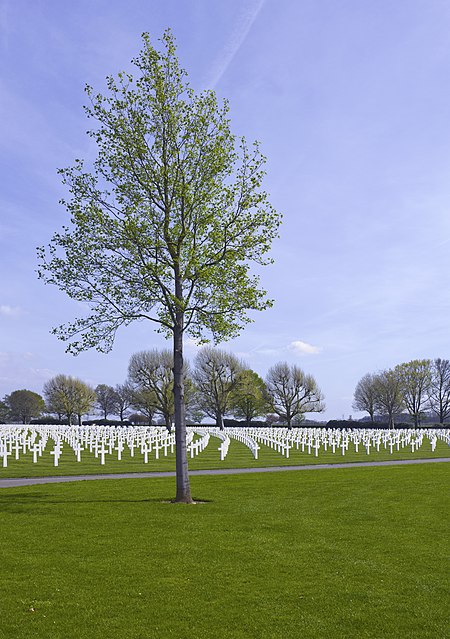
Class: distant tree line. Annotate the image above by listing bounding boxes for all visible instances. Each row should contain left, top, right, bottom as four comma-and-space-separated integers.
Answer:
353, 358, 450, 426
0, 348, 324, 428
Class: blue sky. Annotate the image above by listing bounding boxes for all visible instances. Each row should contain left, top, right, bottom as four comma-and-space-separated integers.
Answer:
1, 0, 450, 420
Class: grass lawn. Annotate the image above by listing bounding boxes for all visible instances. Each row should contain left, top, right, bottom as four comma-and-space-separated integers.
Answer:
1, 434, 449, 478
0, 463, 449, 638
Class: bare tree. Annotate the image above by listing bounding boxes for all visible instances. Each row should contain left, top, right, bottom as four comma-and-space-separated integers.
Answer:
266, 362, 325, 428
373, 369, 404, 428
429, 358, 450, 424
113, 383, 133, 422
352, 373, 378, 422
193, 347, 243, 429
129, 388, 157, 425
95, 384, 118, 420
128, 350, 193, 430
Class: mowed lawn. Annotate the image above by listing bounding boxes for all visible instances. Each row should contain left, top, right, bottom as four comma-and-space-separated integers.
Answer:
0, 463, 448, 639
1, 434, 449, 478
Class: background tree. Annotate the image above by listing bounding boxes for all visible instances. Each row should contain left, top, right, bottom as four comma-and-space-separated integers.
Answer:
0, 400, 10, 423
4, 390, 45, 424
72, 379, 97, 426
128, 349, 194, 430
113, 382, 133, 422
130, 388, 157, 425
428, 358, 450, 424
37, 31, 280, 502
373, 369, 404, 428
44, 375, 95, 425
43, 375, 69, 421
395, 359, 431, 427
266, 362, 324, 428
95, 384, 118, 420
193, 346, 243, 429
352, 372, 378, 422
230, 369, 270, 426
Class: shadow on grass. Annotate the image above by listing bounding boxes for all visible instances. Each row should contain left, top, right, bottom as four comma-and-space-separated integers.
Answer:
0, 493, 213, 513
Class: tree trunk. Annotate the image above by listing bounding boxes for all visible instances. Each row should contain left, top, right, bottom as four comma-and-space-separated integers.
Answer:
173, 303, 193, 503
216, 413, 224, 430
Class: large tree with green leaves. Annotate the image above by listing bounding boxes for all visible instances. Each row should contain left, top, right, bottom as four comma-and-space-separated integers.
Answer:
37, 31, 280, 502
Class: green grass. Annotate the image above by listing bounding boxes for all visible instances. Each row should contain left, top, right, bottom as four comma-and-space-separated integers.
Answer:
0, 464, 448, 638
1, 434, 449, 478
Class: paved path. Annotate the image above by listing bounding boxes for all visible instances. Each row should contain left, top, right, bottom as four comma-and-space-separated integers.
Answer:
0, 457, 449, 488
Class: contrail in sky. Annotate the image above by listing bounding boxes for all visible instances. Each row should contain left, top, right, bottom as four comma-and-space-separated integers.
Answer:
207, 0, 265, 88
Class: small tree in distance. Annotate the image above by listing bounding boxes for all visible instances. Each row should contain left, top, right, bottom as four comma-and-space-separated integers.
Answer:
231, 369, 270, 426
37, 31, 281, 502
44, 375, 96, 425
128, 350, 177, 430
373, 369, 404, 428
352, 373, 378, 422
113, 382, 133, 422
266, 362, 324, 428
193, 346, 243, 429
95, 384, 118, 420
4, 390, 45, 424
395, 359, 431, 427
428, 358, 450, 424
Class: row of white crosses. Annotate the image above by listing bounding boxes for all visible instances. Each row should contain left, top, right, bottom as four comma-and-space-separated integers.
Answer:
0, 425, 211, 467
0, 425, 449, 468
232, 427, 450, 459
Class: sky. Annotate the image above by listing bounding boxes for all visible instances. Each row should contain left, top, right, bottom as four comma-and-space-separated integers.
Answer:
1, 0, 450, 420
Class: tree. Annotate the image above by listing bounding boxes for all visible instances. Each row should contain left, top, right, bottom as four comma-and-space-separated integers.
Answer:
129, 388, 157, 425
113, 382, 133, 422
395, 360, 431, 427
0, 400, 9, 423
373, 369, 404, 428
428, 358, 450, 424
43, 375, 95, 425
128, 349, 177, 430
4, 390, 45, 424
193, 346, 243, 429
352, 373, 378, 422
266, 362, 324, 428
231, 369, 270, 426
72, 379, 97, 426
37, 31, 280, 502
95, 384, 118, 420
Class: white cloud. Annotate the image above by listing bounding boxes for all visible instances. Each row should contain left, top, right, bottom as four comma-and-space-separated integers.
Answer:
290, 340, 322, 356
0, 304, 22, 317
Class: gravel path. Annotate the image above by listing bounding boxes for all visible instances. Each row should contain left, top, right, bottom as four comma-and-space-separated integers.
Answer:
0, 457, 449, 488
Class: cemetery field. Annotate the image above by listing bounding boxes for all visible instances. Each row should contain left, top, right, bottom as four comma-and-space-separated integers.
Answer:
0, 427, 449, 478
0, 463, 448, 639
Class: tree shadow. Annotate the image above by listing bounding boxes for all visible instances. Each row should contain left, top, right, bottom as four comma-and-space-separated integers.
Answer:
0, 493, 212, 513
